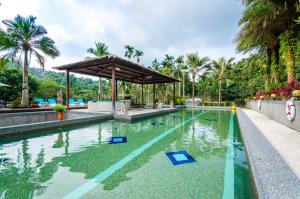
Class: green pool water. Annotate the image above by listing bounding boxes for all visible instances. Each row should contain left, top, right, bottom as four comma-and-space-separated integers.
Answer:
0, 109, 257, 199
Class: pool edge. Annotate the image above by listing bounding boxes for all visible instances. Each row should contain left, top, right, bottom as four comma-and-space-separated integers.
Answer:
237, 108, 300, 199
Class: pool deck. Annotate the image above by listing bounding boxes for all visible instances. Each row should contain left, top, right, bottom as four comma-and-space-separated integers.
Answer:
237, 108, 300, 199
114, 108, 178, 121
76, 107, 178, 121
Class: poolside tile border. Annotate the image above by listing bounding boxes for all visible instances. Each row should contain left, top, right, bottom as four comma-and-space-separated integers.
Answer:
237, 108, 300, 199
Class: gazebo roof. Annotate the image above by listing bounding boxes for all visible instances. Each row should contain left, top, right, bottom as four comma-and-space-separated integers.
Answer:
52, 54, 179, 84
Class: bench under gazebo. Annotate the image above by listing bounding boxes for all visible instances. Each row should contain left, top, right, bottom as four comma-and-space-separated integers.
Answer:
53, 54, 179, 113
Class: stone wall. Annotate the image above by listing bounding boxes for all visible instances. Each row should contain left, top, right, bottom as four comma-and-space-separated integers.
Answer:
246, 100, 300, 131
0, 110, 110, 127
0, 111, 56, 127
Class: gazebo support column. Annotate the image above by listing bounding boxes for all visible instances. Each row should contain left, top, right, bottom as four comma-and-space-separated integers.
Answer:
116, 80, 118, 101
112, 68, 116, 113
141, 83, 144, 108
66, 70, 70, 110
153, 83, 156, 109
173, 81, 176, 108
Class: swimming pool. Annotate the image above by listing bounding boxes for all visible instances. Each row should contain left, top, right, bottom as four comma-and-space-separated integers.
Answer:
0, 109, 256, 199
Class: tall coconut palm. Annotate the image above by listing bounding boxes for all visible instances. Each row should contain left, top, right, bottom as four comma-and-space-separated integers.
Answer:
87, 42, 109, 100
161, 54, 175, 76
186, 53, 210, 105
87, 42, 109, 57
0, 15, 60, 106
124, 45, 135, 59
151, 58, 160, 71
236, 0, 281, 88
175, 55, 186, 96
133, 49, 144, 63
239, 0, 299, 82
211, 57, 235, 105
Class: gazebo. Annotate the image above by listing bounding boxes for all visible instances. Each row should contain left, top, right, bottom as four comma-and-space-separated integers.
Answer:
53, 54, 179, 112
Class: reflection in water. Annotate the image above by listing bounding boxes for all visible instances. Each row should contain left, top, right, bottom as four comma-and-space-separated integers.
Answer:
0, 110, 255, 199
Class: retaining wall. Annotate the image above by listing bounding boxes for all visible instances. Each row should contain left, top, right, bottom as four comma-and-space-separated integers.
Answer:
246, 100, 300, 131
0, 111, 113, 135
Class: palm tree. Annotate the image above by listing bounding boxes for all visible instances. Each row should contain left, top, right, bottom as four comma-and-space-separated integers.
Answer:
235, 0, 281, 89
211, 57, 235, 105
124, 45, 135, 59
175, 55, 186, 96
0, 15, 60, 106
151, 58, 160, 70
161, 54, 175, 76
87, 42, 109, 100
186, 53, 210, 105
87, 42, 109, 57
238, 0, 299, 82
133, 49, 144, 63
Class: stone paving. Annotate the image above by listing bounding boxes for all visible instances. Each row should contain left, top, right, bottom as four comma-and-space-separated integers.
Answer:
237, 108, 300, 199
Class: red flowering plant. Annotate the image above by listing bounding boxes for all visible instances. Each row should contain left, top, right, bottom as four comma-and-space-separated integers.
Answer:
280, 80, 299, 99
255, 80, 300, 100
255, 91, 266, 100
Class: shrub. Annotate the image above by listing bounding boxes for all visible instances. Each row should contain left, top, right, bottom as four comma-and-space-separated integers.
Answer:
12, 98, 21, 108
234, 99, 246, 107
53, 105, 66, 112
176, 98, 186, 105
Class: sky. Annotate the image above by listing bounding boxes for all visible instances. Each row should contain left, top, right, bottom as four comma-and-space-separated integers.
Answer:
0, 0, 246, 70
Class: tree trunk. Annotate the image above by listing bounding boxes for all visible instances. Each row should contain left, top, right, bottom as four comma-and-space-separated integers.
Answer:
178, 81, 181, 97
183, 73, 185, 98
192, 76, 195, 106
98, 77, 102, 100
286, 46, 296, 82
21, 51, 29, 107
264, 47, 272, 91
271, 42, 280, 84
218, 79, 222, 106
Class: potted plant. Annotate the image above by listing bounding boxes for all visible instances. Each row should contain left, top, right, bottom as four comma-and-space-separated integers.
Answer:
292, 90, 300, 99
54, 105, 66, 120
271, 93, 277, 100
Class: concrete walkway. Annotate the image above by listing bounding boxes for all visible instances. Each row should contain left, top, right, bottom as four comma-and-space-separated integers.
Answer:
242, 109, 300, 178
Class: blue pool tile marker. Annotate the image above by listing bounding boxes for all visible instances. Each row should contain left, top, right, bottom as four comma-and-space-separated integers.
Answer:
0, 158, 9, 164
108, 137, 127, 144
166, 151, 196, 166
151, 122, 164, 126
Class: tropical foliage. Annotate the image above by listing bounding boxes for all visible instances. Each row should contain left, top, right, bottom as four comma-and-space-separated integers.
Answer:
1, 4, 300, 108
0, 15, 59, 106
87, 42, 109, 100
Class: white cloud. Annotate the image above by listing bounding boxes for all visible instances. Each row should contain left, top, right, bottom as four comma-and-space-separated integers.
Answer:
0, 0, 246, 71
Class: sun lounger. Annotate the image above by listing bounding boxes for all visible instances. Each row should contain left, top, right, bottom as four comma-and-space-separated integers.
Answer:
48, 98, 57, 106
77, 98, 85, 105
69, 98, 76, 106
34, 98, 45, 106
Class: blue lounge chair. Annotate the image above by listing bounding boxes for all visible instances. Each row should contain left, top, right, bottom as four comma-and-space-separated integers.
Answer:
34, 98, 45, 106
48, 98, 57, 106
77, 98, 85, 105
69, 98, 75, 106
